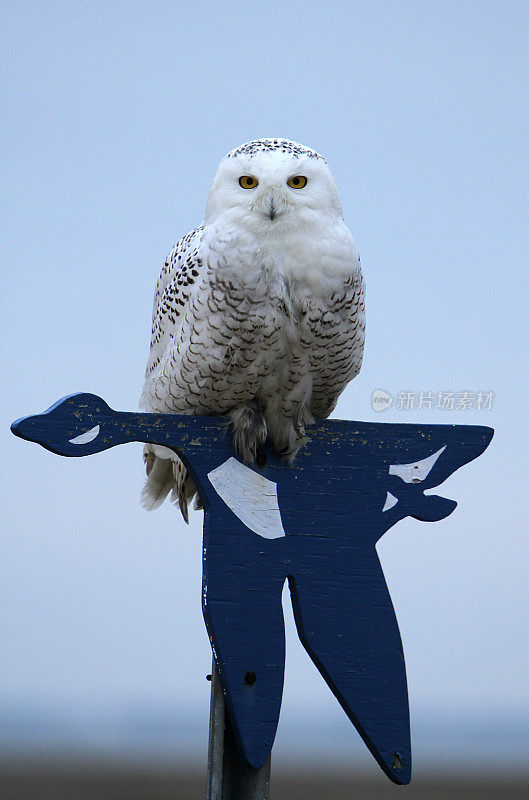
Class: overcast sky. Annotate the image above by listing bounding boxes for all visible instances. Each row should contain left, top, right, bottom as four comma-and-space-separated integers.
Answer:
2, 0, 528, 772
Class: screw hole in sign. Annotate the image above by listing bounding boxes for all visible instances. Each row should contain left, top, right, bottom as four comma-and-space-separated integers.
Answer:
392, 751, 405, 771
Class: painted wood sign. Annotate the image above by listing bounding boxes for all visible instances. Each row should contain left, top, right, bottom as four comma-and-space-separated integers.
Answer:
11, 393, 494, 785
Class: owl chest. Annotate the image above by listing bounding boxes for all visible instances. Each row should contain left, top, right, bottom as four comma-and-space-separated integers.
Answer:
202, 278, 336, 369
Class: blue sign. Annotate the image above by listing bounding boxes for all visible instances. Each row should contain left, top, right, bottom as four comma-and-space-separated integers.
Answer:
12, 393, 493, 785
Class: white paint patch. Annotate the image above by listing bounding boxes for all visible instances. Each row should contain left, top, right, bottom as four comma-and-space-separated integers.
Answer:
207, 457, 286, 539
389, 446, 446, 483
382, 491, 398, 512
69, 424, 100, 445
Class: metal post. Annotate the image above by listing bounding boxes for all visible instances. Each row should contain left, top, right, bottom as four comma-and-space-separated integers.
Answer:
206, 657, 271, 800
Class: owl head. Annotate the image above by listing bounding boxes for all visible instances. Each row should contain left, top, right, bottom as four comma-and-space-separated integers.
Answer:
204, 139, 344, 232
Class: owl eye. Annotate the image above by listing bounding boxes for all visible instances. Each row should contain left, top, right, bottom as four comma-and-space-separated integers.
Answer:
239, 175, 259, 189
287, 175, 307, 189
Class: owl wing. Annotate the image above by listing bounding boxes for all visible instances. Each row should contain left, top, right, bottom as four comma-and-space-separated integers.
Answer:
143, 226, 205, 381
310, 263, 366, 419
140, 226, 207, 517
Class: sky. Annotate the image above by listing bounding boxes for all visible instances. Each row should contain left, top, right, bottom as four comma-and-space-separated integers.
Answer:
2, 0, 528, 775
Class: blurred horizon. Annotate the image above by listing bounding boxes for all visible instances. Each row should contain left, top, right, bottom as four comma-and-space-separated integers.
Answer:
2, 690, 529, 777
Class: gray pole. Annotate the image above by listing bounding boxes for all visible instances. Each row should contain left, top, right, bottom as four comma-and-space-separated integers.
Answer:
206, 657, 271, 800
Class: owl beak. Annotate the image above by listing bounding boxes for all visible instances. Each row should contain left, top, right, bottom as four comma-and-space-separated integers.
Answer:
268, 195, 276, 221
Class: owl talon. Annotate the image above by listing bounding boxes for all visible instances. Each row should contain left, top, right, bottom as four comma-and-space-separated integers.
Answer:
256, 446, 267, 467
228, 403, 267, 465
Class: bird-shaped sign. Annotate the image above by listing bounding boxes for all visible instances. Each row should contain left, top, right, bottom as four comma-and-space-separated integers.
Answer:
12, 393, 493, 785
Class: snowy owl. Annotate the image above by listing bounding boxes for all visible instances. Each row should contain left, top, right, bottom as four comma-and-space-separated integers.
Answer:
140, 139, 365, 520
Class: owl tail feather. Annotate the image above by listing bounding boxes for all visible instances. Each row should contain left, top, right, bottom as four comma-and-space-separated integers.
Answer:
170, 460, 197, 524
141, 445, 197, 522
141, 451, 174, 511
